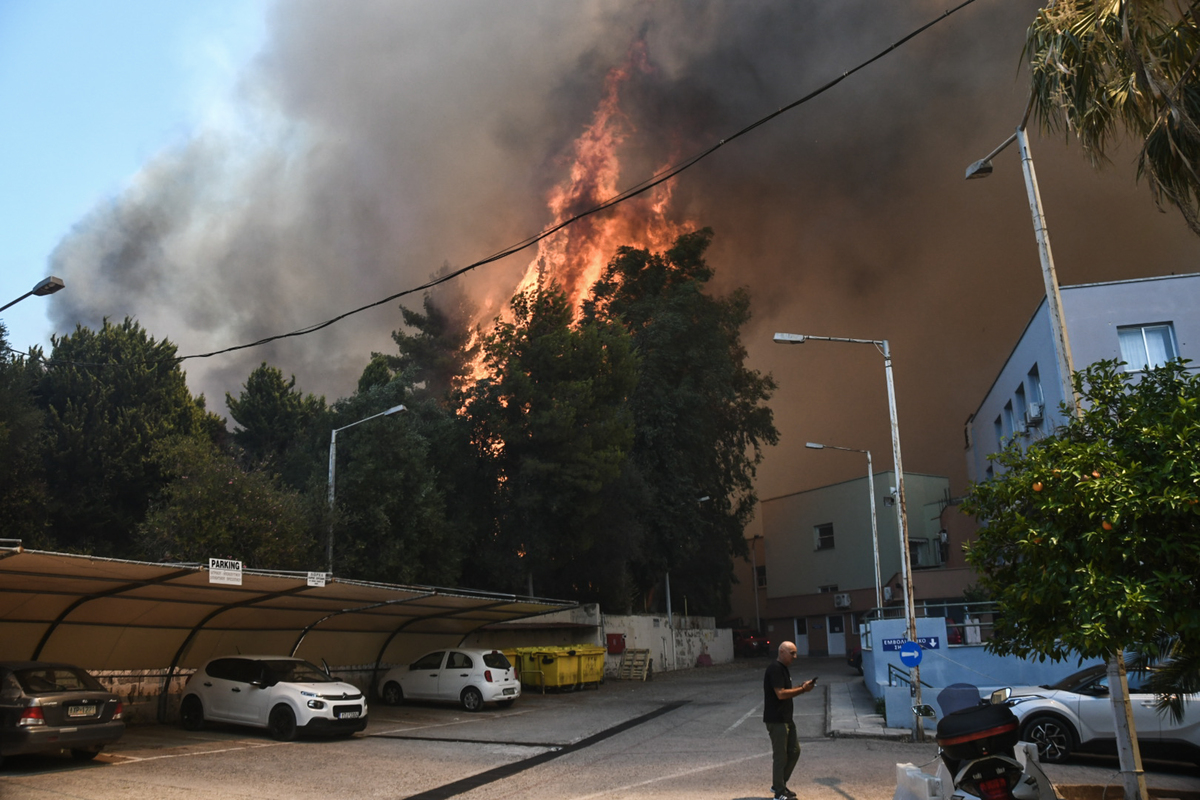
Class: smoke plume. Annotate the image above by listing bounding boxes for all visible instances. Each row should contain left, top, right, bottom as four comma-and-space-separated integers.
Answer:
48, 0, 1199, 498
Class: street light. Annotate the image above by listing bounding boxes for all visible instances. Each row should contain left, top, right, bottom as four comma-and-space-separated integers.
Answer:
774, 331, 925, 741
326, 404, 406, 574
965, 102, 1078, 412
969, 113, 1149, 800
805, 442, 882, 611
1, 276, 65, 313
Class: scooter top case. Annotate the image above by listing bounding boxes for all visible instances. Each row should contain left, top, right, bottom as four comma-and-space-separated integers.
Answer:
936, 702, 1020, 762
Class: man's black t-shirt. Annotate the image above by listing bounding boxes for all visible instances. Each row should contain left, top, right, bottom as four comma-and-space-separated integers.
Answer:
763, 659, 793, 724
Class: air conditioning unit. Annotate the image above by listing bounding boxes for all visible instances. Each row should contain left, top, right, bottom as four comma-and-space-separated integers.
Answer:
1025, 402, 1043, 426
833, 592, 851, 609
883, 586, 894, 602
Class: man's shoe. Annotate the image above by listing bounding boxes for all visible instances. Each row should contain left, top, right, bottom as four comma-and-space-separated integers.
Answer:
784, 789, 798, 799
773, 794, 790, 800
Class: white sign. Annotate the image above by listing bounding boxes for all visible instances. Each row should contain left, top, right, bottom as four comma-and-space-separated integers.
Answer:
307, 572, 327, 588
208, 558, 243, 586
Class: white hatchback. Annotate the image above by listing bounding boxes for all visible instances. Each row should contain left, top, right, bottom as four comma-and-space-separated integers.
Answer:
180, 656, 367, 741
378, 649, 520, 711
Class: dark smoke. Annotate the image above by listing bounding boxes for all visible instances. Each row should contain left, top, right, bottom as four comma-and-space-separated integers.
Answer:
48, 0, 1199, 499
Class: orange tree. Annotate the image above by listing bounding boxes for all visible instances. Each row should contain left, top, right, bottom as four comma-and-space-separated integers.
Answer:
963, 359, 1200, 663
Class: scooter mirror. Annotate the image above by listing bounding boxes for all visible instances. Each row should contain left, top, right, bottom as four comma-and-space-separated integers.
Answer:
911, 704, 937, 718
989, 687, 1012, 704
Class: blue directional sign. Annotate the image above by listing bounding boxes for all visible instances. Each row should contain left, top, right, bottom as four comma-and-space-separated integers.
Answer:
898, 640, 923, 667
917, 636, 940, 650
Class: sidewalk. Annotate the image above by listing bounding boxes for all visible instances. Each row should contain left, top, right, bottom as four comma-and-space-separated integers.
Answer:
826, 676, 911, 740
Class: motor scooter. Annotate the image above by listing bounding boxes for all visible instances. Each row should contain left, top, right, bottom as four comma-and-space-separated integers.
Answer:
894, 684, 1057, 800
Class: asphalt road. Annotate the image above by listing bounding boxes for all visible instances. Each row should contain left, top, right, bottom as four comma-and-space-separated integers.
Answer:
2, 658, 1197, 800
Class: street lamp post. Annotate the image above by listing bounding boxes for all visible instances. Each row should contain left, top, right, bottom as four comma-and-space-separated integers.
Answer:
968, 113, 1147, 800
1, 276, 65, 313
327, 404, 406, 574
805, 442, 882, 611
774, 332, 924, 741
965, 108, 1077, 412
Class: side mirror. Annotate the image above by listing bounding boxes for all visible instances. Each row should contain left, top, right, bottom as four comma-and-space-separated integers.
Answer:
989, 687, 1012, 705
912, 704, 937, 718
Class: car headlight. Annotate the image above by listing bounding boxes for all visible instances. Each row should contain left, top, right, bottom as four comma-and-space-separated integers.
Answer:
1005, 695, 1044, 707
307, 699, 326, 709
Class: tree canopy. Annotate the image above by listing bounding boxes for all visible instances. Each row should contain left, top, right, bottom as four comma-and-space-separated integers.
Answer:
34, 318, 223, 556
963, 359, 1200, 661
1027, 1, 1200, 233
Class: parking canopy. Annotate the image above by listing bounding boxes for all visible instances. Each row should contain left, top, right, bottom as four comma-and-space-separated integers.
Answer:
0, 547, 576, 673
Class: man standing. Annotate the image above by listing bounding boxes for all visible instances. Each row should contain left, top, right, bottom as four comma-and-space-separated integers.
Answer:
764, 641, 816, 800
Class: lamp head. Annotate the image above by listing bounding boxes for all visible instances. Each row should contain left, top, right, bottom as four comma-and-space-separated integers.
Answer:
965, 159, 993, 180
805, 442, 825, 450
32, 276, 65, 296
384, 404, 407, 416
773, 332, 805, 344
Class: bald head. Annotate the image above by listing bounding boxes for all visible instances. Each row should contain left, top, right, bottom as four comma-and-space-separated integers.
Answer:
777, 641, 797, 664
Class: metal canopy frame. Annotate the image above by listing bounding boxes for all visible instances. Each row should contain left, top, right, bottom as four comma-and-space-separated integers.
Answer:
0, 548, 576, 720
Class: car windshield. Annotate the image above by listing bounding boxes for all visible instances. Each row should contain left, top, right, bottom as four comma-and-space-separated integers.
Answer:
14, 666, 105, 694
1045, 665, 1104, 691
482, 652, 511, 670
262, 660, 335, 683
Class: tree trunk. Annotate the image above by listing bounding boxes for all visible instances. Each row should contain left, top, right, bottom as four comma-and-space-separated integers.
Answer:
1107, 652, 1148, 800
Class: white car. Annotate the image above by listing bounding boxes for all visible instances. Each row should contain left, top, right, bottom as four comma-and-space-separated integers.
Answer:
1006, 663, 1200, 765
180, 656, 367, 741
378, 649, 520, 711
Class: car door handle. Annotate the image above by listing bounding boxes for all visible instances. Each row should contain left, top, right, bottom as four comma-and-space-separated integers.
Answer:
232, 688, 241, 692
458, 673, 468, 677
203, 682, 212, 687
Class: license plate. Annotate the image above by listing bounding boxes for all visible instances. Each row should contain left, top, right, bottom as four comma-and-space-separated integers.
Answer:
67, 705, 97, 718
502, 687, 516, 696
337, 711, 360, 719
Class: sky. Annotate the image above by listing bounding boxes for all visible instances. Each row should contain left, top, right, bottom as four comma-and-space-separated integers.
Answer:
2, 0, 1197, 506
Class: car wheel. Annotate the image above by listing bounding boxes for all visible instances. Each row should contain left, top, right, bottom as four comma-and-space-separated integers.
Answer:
1021, 713, 1076, 763
496, 699, 515, 709
269, 704, 298, 741
381, 681, 404, 706
180, 694, 205, 731
461, 686, 484, 712
70, 748, 100, 761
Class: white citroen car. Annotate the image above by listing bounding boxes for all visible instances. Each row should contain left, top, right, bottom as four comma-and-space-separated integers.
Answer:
180, 656, 367, 741
377, 649, 520, 711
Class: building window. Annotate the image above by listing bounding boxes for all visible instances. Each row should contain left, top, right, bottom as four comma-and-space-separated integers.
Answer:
1014, 384, 1028, 430
818, 584, 838, 593
814, 523, 834, 551
755, 565, 767, 588
1027, 364, 1043, 405
1004, 401, 1019, 439
1118, 323, 1178, 371
795, 617, 807, 636
993, 416, 1002, 448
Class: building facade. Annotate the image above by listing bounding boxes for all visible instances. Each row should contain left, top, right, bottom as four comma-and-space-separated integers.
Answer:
965, 273, 1200, 482
757, 470, 955, 657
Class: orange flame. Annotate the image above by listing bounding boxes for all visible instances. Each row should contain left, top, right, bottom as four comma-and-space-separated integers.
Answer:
470, 41, 690, 382
515, 41, 688, 314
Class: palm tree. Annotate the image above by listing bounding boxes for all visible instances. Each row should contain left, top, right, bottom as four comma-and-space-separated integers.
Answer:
1026, 1, 1200, 233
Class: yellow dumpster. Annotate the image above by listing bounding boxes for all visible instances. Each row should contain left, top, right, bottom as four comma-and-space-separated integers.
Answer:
514, 645, 605, 691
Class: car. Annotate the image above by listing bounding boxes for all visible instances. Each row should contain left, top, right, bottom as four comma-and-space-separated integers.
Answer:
732, 629, 770, 658
0, 661, 125, 767
1005, 663, 1200, 765
377, 649, 520, 711
179, 656, 367, 741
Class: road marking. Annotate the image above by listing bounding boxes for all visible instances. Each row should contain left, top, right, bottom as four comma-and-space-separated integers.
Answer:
724, 702, 763, 735
112, 740, 286, 763
569, 750, 771, 799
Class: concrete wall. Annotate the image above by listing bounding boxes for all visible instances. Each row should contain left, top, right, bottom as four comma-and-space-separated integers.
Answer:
601, 614, 733, 676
